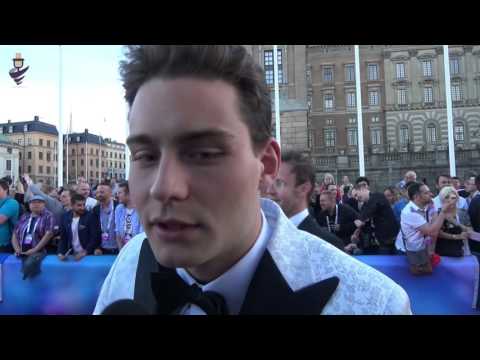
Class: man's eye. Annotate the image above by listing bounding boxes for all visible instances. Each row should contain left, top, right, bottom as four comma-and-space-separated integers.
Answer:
185, 150, 224, 161
131, 153, 156, 163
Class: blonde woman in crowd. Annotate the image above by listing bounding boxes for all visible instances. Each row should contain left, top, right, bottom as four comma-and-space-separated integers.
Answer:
432, 186, 472, 257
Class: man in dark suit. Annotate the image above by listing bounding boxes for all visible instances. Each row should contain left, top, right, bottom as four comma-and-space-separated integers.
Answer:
468, 175, 480, 253
352, 183, 400, 254
267, 151, 344, 250
57, 193, 98, 261
91, 182, 120, 255
316, 191, 360, 253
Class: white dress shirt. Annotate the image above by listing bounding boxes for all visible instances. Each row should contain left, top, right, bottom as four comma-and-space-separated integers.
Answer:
85, 197, 98, 211
288, 208, 310, 228
176, 210, 271, 315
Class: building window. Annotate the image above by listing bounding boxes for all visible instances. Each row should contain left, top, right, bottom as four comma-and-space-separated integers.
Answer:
101, 151, 104, 157
76, 136, 80, 142
455, 122, 465, 142
371, 128, 381, 145
90, 159, 93, 167
426, 124, 437, 144
19, 153, 22, 160
451, 84, 462, 101
8, 126, 13, 133
396, 63, 406, 80
114, 153, 117, 159
81, 159, 84, 166
72, 159, 75, 166
368, 91, 379, 106
46, 152, 51, 162
39, 139, 43, 146
450, 57, 460, 75
346, 92, 356, 108
54, 141, 57, 149
424, 87, 434, 104
110, 152, 113, 158
400, 125, 410, 145
47, 140, 51, 148
102, 161, 104, 167
90, 148, 93, 155
27, 165, 31, 173
397, 89, 407, 105
81, 148, 84, 155
96, 172, 99, 178
39, 166, 43, 174
264, 49, 283, 85
28, 152, 32, 160
39, 152, 43, 160
80, 171, 84, 177
324, 128, 336, 147
96, 149, 99, 156
6, 160, 11, 171
46, 166, 51, 174
72, 148, 75, 155
371, 116, 380, 123
27, 138, 32, 145
18, 138, 23, 145
422, 60, 433, 77
23, 124, 28, 132
345, 64, 355, 82
347, 128, 358, 146
323, 66, 333, 81
368, 64, 379, 80
90, 171, 93, 177
348, 117, 356, 124
324, 95, 334, 112
96, 159, 99, 167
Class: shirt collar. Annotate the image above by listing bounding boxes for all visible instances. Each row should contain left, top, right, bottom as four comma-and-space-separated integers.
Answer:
176, 209, 271, 315
288, 208, 310, 227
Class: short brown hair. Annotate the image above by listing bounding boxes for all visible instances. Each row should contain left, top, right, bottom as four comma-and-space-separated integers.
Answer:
120, 45, 272, 152
281, 151, 315, 201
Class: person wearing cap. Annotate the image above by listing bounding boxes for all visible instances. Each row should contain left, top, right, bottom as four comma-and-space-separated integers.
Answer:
11, 195, 55, 279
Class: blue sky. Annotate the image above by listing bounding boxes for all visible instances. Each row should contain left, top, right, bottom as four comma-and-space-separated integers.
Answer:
0, 45, 127, 143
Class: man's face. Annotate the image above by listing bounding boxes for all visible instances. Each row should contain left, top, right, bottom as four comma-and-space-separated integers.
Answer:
60, 191, 71, 207
384, 189, 395, 205
0, 186, 7, 198
405, 172, 416, 183
319, 193, 334, 211
352, 187, 370, 203
29, 200, 45, 214
268, 162, 304, 217
72, 200, 86, 216
451, 178, 461, 190
78, 183, 90, 198
437, 176, 451, 191
117, 186, 129, 205
465, 178, 477, 193
96, 185, 111, 203
417, 185, 433, 205
128, 77, 277, 271
326, 184, 337, 199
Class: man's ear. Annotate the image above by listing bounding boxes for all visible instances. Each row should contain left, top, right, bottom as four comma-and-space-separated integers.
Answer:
258, 138, 281, 182
297, 181, 312, 199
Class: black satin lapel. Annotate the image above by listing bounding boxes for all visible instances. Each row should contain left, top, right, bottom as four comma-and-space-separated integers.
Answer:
240, 250, 339, 315
133, 239, 160, 314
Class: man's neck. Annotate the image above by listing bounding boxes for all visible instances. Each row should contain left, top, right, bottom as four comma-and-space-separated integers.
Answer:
327, 205, 336, 215
124, 201, 133, 209
101, 199, 112, 209
288, 202, 308, 218
413, 200, 426, 210
73, 212, 81, 218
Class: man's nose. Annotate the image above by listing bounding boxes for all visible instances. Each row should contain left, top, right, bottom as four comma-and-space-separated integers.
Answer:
149, 154, 189, 203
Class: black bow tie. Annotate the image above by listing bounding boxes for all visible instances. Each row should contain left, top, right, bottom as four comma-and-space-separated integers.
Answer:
150, 269, 229, 315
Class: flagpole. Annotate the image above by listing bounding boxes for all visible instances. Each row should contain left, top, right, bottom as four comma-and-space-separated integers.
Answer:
354, 45, 366, 177
57, 45, 64, 187
443, 45, 456, 177
66, 110, 71, 185
273, 45, 281, 148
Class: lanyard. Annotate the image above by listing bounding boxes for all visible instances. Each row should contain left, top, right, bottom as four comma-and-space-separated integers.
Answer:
326, 205, 338, 233
101, 202, 114, 233
124, 208, 134, 235
23, 215, 39, 244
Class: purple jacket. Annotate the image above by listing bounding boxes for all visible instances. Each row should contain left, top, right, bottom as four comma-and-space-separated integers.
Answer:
14, 209, 56, 247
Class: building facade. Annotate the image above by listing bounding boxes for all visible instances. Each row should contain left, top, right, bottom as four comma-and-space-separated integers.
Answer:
0, 135, 21, 183
64, 131, 126, 185
0, 116, 59, 185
